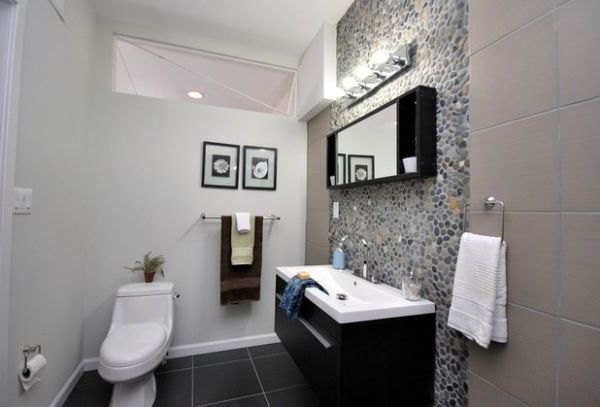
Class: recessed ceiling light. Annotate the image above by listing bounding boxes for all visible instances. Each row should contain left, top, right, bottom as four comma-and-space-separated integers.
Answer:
187, 91, 204, 99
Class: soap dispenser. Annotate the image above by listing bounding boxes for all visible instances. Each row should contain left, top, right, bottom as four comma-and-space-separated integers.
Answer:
332, 243, 346, 270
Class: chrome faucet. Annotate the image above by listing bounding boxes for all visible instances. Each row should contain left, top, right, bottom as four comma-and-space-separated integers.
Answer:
339, 234, 378, 283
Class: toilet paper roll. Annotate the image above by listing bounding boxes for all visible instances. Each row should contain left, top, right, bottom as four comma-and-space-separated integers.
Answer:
19, 354, 46, 391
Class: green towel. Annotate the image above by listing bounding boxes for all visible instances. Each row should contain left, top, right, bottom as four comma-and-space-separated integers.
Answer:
231, 216, 255, 265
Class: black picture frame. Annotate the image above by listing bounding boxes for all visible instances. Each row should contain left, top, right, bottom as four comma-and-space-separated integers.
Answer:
348, 155, 375, 183
336, 153, 346, 185
201, 142, 240, 189
242, 145, 277, 190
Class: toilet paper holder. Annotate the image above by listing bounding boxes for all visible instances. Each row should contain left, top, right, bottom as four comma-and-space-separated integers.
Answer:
22, 345, 41, 377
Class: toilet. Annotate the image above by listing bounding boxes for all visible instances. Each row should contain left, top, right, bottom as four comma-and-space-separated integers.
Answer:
98, 282, 175, 407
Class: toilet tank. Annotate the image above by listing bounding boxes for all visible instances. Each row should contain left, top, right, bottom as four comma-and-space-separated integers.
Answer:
109, 282, 175, 332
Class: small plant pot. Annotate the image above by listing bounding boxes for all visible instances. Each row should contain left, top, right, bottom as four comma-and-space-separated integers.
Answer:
144, 272, 156, 283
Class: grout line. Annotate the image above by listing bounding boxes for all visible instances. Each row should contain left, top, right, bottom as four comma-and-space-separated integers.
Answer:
264, 383, 309, 394
468, 371, 531, 406
246, 348, 270, 407
192, 357, 250, 369
471, 95, 600, 135
553, 8, 564, 405
470, 8, 555, 59
198, 392, 266, 407
250, 351, 288, 360
558, 317, 600, 333
155, 366, 193, 376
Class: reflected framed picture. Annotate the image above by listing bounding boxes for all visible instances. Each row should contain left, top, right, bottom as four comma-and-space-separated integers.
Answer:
202, 142, 240, 189
336, 153, 346, 185
243, 145, 277, 190
348, 155, 375, 183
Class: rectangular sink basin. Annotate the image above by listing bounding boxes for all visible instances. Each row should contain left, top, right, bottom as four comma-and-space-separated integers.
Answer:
276, 265, 435, 324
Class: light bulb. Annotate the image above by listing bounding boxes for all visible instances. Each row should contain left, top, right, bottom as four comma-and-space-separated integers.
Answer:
342, 76, 359, 91
370, 49, 390, 66
353, 65, 373, 80
187, 91, 204, 99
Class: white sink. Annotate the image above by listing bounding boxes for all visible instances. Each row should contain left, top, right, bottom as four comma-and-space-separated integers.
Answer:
276, 265, 435, 324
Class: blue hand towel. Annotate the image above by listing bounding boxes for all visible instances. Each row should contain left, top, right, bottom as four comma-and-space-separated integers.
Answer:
279, 276, 328, 320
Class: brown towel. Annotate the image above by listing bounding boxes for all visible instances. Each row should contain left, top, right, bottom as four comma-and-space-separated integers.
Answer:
220, 216, 263, 305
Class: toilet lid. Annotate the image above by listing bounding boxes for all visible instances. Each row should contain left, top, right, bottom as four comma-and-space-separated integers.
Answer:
100, 323, 167, 367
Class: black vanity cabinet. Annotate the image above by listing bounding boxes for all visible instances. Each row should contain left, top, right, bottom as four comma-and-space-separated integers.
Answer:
275, 276, 435, 407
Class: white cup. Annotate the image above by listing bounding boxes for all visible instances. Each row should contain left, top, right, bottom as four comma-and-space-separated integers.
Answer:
402, 156, 417, 173
330, 175, 336, 186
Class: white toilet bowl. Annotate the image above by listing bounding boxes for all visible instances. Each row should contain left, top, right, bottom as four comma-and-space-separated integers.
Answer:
98, 282, 175, 407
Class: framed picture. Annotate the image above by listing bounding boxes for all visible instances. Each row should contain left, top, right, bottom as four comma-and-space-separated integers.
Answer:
348, 155, 375, 183
336, 153, 346, 185
202, 142, 240, 189
242, 146, 277, 190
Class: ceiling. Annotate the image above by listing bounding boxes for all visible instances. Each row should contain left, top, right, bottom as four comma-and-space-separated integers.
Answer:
114, 36, 297, 115
93, 0, 354, 66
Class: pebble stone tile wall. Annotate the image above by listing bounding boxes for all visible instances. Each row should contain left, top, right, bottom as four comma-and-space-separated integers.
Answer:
329, 0, 470, 405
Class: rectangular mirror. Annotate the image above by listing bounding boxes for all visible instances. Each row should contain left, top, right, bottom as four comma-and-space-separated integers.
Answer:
327, 86, 437, 188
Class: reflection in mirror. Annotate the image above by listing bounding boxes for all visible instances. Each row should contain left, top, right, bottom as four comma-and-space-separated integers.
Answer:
336, 104, 397, 185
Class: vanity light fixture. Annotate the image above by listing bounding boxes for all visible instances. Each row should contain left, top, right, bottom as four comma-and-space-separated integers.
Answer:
339, 44, 412, 105
187, 90, 204, 99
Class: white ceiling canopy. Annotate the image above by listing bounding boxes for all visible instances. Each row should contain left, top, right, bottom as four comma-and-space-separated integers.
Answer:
114, 35, 298, 115
94, 0, 354, 66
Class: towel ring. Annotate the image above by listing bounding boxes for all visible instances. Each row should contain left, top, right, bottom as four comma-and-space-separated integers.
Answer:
463, 196, 505, 241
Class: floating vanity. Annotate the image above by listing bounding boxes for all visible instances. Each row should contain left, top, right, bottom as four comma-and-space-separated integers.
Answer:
275, 265, 436, 407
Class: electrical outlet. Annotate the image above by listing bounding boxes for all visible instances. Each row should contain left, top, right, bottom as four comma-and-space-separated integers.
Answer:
13, 187, 32, 215
333, 202, 339, 219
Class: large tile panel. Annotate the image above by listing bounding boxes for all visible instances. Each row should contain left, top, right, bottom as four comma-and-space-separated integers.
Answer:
307, 107, 330, 145
558, 320, 600, 406
561, 214, 600, 328
555, 0, 600, 105
306, 171, 328, 210
470, 212, 560, 314
306, 208, 329, 248
471, 16, 557, 130
307, 137, 326, 175
470, 0, 553, 54
560, 99, 600, 211
468, 372, 527, 407
468, 305, 558, 406
470, 112, 559, 211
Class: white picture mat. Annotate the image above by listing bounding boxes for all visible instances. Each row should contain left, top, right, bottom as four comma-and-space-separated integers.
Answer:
203, 144, 238, 187
244, 148, 276, 189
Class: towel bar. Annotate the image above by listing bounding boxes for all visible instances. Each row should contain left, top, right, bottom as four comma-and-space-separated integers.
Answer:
463, 196, 505, 240
200, 213, 281, 221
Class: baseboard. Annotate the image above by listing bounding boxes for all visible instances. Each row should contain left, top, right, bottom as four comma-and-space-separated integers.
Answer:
48, 359, 85, 407
81, 333, 280, 371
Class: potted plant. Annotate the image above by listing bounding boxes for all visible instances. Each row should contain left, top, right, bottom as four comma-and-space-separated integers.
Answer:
124, 252, 165, 283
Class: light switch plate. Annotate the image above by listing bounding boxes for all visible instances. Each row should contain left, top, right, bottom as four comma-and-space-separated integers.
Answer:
333, 202, 339, 219
13, 187, 32, 215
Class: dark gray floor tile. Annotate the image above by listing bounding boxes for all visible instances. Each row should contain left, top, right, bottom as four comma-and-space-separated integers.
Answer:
266, 385, 320, 407
208, 394, 269, 407
193, 360, 262, 405
248, 343, 286, 358
253, 353, 307, 392
155, 356, 193, 374
153, 369, 192, 407
75, 370, 105, 387
194, 349, 249, 367
64, 381, 112, 407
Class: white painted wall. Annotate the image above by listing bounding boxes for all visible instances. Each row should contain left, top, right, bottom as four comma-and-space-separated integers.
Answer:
297, 23, 337, 121
7, 0, 96, 406
82, 19, 307, 358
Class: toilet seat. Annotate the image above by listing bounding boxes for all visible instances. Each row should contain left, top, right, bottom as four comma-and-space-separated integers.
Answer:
100, 323, 167, 368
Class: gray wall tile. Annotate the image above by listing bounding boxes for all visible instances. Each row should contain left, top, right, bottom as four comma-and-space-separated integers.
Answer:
470, 112, 560, 211
560, 99, 600, 211
307, 136, 326, 175
559, 320, 600, 406
305, 242, 330, 265
306, 208, 329, 248
471, 16, 557, 130
470, 0, 553, 55
561, 214, 600, 328
468, 372, 527, 407
470, 212, 560, 314
468, 305, 558, 406
555, 0, 600, 105
307, 107, 330, 146
307, 172, 328, 211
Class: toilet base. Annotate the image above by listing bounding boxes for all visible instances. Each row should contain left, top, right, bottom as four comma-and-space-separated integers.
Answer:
109, 373, 156, 407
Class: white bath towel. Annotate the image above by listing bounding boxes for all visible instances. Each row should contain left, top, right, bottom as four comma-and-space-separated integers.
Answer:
448, 232, 508, 348
235, 212, 251, 234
